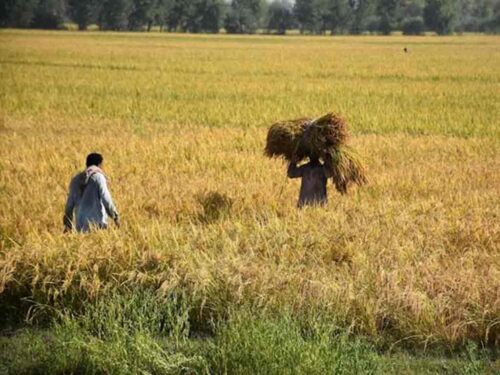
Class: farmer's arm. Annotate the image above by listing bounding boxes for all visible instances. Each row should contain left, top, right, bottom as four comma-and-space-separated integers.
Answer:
63, 179, 76, 232
287, 161, 304, 179
96, 174, 119, 225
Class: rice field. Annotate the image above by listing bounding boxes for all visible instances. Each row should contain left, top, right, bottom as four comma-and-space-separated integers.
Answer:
0, 30, 499, 373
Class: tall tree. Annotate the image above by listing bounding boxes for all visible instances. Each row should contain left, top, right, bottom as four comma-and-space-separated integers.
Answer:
152, 0, 167, 30
396, 0, 424, 20
165, 0, 188, 31
484, 0, 500, 32
294, 0, 329, 34
199, 0, 225, 33
349, 0, 376, 34
129, 0, 156, 30
224, 0, 262, 34
185, 0, 224, 33
98, 0, 132, 30
0, 0, 10, 27
316, 0, 332, 34
328, 0, 353, 34
377, 0, 398, 34
1, 0, 37, 28
68, 0, 96, 30
457, 0, 498, 32
267, 0, 294, 34
423, 0, 458, 34
31, 0, 65, 29
293, 0, 314, 33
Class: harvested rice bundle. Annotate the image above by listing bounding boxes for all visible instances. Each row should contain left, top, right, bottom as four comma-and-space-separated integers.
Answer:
300, 112, 349, 151
265, 112, 367, 194
265, 119, 308, 160
327, 146, 368, 194
265, 112, 349, 162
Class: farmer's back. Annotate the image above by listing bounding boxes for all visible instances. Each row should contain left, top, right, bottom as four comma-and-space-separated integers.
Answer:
64, 154, 119, 232
288, 159, 329, 207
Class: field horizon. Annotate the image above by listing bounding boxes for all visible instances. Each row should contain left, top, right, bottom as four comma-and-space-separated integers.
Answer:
0, 30, 499, 374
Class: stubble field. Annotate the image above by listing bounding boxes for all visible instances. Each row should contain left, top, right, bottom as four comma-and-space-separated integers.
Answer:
0, 30, 499, 373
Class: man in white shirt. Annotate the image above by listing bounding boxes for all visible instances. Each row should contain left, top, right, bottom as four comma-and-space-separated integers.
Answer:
64, 153, 120, 232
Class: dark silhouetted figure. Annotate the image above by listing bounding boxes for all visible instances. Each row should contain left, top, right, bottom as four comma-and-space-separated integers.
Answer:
287, 156, 333, 208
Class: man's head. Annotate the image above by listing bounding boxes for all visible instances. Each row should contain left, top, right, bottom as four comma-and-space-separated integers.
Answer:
86, 153, 103, 168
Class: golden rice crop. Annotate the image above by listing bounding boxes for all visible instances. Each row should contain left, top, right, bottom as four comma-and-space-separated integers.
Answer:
0, 30, 499, 349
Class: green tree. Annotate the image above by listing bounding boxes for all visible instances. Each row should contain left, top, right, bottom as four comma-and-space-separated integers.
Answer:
457, 0, 498, 32
424, 0, 458, 34
224, 0, 261, 34
294, 0, 329, 34
399, 0, 425, 18
98, 0, 132, 30
483, 0, 500, 32
349, 0, 377, 34
68, 0, 96, 30
316, 0, 332, 34
31, 0, 65, 29
0, 0, 37, 28
293, 0, 314, 33
267, 0, 294, 34
328, 0, 353, 34
377, 0, 398, 34
185, 0, 224, 33
152, 0, 167, 30
165, 0, 188, 31
402, 16, 424, 34
129, 0, 156, 30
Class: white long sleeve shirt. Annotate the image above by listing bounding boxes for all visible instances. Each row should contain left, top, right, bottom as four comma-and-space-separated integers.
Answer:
64, 167, 119, 232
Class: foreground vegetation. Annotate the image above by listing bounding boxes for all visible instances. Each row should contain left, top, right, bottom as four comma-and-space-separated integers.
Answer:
0, 31, 499, 372
1, 291, 496, 374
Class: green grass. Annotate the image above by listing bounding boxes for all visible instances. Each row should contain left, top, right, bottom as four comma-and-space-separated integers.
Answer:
1, 290, 497, 375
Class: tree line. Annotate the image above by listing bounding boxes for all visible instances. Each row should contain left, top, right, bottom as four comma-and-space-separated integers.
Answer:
1, 0, 499, 35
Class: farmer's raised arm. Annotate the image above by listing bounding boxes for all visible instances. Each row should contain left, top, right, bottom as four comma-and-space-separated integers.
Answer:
96, 173, 119, 221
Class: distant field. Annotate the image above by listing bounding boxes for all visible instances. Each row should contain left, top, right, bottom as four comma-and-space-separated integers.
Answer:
0, 30, 499, 373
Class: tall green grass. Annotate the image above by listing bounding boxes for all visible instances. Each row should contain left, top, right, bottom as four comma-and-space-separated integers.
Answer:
1, 290, 495, 375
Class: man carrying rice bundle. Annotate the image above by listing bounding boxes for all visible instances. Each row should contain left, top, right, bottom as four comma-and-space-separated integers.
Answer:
265, 112, 367, 208
288, 154, 333, 208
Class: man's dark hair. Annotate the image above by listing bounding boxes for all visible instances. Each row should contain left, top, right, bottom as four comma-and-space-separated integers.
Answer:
86, 153, 103, 167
